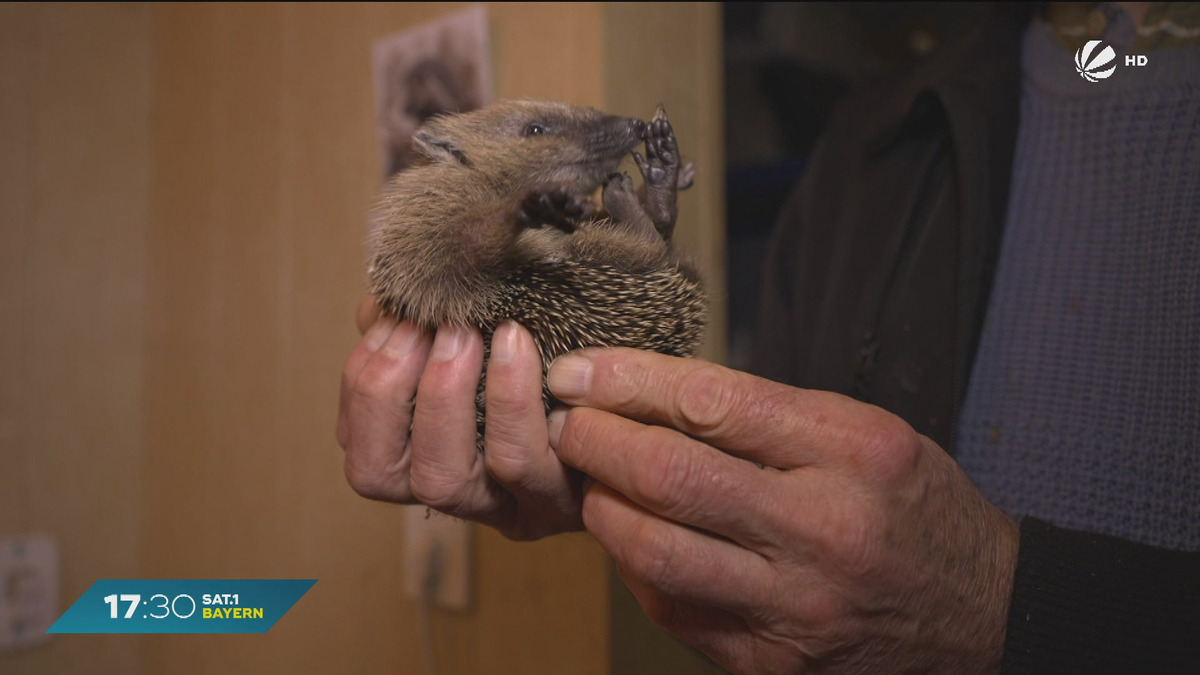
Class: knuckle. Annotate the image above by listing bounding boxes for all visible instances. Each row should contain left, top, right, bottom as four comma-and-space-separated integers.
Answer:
483, 385, 542, 462
675, 364, 740, 434
408, 461, 469, 512
484, 385, 540, 428
559, 407, 600, 457
603, 356, 646, 410
807, 496, 888, 583
344, 458, 410, 503
343, 461, 380, 498
632, 435, 696, 516
832, 510, 889, 581
791, 591, 849, 654
483, 440, 536, 488
849, 411, 922, 483
352, 358, 403, 404
625, 520, 681, 593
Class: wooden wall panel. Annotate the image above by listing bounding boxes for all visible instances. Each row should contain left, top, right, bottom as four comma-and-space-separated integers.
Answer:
0, 3, 151, 674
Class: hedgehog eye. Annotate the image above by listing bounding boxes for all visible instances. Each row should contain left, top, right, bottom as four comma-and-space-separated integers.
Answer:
522, 123, 546, 137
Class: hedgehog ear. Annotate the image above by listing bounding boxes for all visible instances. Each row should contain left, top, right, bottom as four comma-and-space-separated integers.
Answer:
412, 130, 471, 167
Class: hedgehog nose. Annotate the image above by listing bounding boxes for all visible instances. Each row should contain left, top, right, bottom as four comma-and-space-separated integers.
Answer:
630, 118, 648, 139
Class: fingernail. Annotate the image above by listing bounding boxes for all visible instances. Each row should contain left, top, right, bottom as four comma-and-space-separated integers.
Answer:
547, 408, 567, 447
430, 325, 469, 362
548, 355, 593, 399
381, 320, 422, 358
491, 321, 520, 366
364, 315, 398, 352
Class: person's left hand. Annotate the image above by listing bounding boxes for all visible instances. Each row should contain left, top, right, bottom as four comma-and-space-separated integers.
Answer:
545, 348, 1020, 675
339, 298, 587, 540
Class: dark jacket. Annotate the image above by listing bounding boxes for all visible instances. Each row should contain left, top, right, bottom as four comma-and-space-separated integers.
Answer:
751, 5, 1200, 673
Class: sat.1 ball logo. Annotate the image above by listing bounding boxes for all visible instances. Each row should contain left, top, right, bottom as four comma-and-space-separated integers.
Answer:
1075, 40, 1117, 82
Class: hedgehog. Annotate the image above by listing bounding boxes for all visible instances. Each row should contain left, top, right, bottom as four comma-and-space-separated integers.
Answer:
367, 99, 708, 448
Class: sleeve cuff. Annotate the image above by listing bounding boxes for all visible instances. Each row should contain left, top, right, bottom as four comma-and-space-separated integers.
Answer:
1002, 517, 1200, 674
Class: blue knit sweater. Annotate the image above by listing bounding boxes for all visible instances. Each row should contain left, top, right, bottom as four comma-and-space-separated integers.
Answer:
955, 7, 1200, 551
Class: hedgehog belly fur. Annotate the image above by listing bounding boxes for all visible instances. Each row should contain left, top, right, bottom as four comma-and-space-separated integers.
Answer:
472, 260, 708, 451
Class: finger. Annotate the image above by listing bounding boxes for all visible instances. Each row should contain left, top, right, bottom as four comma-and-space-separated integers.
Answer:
484, 321, 583, 538
338, 314, 398, 449
356, 297, 382, 335
341, 319, 432, 502
547, 348, 907, 471
583, 481, 777, 618
410, 325, 513, 522
619, 573, 759, 675
554, 407, 786, 552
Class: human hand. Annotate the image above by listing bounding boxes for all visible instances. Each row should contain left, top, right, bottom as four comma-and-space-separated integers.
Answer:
337, 298, 586, 540
546, 348, 1020, 675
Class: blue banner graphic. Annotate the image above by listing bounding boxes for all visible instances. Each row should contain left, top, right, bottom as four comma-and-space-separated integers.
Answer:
47, 579, 316, 634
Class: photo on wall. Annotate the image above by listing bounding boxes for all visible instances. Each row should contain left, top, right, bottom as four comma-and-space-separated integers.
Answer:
371, 4, 494, 182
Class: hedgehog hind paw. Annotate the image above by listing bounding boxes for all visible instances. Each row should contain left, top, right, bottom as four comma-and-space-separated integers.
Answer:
517, 184, 595, 233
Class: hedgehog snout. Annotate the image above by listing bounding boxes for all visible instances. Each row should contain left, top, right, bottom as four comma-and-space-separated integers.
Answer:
585, 115, 649, 158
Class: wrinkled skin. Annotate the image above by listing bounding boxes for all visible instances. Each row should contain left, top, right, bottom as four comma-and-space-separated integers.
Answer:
338, 304, 1020, 674
544, 348, 1020, 675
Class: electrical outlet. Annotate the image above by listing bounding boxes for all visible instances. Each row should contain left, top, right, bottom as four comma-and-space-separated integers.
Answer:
0, 534, 59, 651
403, 506, 472, 611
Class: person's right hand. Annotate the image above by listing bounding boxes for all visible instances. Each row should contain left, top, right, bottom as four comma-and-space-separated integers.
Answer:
337, 298, 586, 541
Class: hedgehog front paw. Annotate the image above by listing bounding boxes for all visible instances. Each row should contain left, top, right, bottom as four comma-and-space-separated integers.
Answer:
633, 106, 680, 190
633, 105, 683, 240
517, 184, 595, 233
